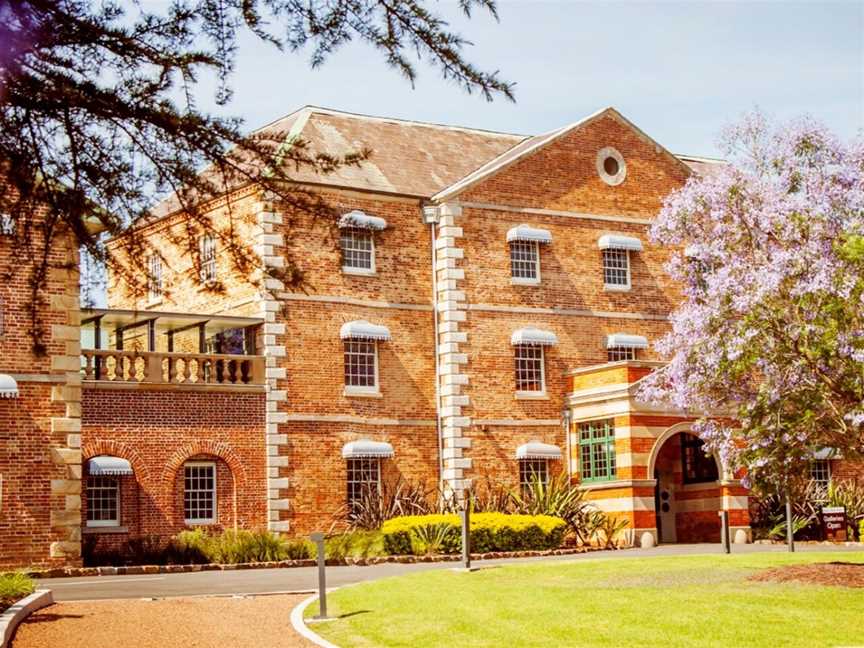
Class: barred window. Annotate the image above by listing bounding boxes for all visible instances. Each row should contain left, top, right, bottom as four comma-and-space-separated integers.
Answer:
602, 249, 630, 288
346, 458, 381, 511
579, 419, 616, 482
199, 234, 217, 283
607, 346, 636, 362
514, 344, 545, 393
510, 240, 539, 281
519, 459, 549, 492
340, 228, 375, 272
809, 460, 832, 491
148, 255, 163, 301
344, 340, 378, 389
184, 462, 216, 524
86, 476, 119, 527
681, 433, 719, 484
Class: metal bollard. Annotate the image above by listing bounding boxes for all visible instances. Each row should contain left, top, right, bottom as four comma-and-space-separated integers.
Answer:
718, 510, 730, 554
460, 505, 471, 570
310, 532, 328, 619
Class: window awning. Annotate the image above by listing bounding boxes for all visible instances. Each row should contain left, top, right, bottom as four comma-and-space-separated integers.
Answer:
0, 374, 19, 398
598, 234, 643, 252
511, 327, 558, 346
338, 210, 387, 231
340, 320, 391, 341
506, 224, 552, 244
813, 447, 841, 460
516, 441, 562, 460
342, 440, 395, 459
606, 333, 649, 349
88, 456, 133, 476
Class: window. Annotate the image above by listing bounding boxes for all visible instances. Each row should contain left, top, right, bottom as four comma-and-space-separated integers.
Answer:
579, 419, 617, 482
514, 344, 545, 393
340, 228, 375, 273
86, 476, 119, 527
607, 346, 636, 362
519, 459, 549, 492
809, 460, 832, 491
199, 234, 217, 283
0, 213, 13, 235
184, 462, 216, 524
681, 434, 719, 484
602, 248, 630, 289
346, 458, 381, 511
344, 340, 378, 391
510, 240, 540, 282
147, 255, 163, 302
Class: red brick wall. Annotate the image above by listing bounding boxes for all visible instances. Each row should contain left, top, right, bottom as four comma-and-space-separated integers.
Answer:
81, 388, 267, 546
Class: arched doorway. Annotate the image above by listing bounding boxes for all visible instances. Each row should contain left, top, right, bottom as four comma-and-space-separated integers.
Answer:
650, 430, 722, 544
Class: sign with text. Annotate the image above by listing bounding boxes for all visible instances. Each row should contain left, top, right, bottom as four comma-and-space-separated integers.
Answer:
821, 506, 847, 541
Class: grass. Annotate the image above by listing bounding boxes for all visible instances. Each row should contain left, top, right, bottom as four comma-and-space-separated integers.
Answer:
0, 572, 35, 614
306, 552, 864, 647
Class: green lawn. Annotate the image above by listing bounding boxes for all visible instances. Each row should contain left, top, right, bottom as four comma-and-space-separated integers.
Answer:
306, 552, 864, 647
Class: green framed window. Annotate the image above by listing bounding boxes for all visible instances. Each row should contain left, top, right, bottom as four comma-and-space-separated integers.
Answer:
578, 418, 617, 482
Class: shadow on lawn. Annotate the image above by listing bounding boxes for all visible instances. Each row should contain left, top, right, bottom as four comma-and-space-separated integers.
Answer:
336, 610, 371, 620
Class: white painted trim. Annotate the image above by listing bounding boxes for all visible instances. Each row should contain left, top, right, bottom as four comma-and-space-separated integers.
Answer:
277, 292, 433, 312
474, 418, 560, 426
467, 303, 669, 321
282, 414, 437, 426
290, 594, 340, 648
458, 201, 653, 225
183, 461, 217, 525
0, 590, 54, 648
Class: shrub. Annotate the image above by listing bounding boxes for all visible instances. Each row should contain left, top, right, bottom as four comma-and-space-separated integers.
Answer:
381, 513, 565, 555
0, 572, 35, 613
346, 477, 434, 530
510, 474, 598, 544
859, 518, 864, 541
325, 530, 385, 560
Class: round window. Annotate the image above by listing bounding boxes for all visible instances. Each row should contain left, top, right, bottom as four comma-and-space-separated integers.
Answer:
596, 147, 626, 186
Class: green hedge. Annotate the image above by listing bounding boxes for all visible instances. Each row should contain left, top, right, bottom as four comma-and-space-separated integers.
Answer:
381, 513, 566, 555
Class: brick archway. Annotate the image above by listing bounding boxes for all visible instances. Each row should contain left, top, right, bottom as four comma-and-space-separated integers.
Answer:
162, 440, 248, 490
82, 439, 151, 484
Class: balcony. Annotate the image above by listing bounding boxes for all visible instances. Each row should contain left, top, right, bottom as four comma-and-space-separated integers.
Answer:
80, 308, 265, 390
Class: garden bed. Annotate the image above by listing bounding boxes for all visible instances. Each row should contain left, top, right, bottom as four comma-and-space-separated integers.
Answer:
749, 562, 864, 588
28, 545, 605, 580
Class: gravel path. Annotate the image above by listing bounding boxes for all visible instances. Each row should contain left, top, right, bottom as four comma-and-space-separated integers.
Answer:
11, 594, 313, 648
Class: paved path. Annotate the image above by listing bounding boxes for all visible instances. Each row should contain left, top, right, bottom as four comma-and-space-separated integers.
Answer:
39, 543, 863, 602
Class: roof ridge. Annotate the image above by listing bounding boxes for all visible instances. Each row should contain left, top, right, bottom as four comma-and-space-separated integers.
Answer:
256, 104, 527, 139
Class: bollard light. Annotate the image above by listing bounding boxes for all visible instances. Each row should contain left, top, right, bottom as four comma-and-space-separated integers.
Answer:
310, 531, 328, 619
460, 503, 471, 570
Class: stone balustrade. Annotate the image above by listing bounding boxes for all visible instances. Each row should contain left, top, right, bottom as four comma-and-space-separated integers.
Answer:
81, 349, 265, 386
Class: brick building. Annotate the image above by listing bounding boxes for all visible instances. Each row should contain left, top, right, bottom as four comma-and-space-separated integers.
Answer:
1, 106, 854, 567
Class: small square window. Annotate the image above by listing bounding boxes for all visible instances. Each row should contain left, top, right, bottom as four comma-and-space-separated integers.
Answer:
184, 462, 216, 524
607, 346, 636, 362
809, 460, 831, 492
602, 249, 630, 288
148, 255, 163, 302
0, 214, 14, 235
519, 459, 549, 493
340, 228, 375, 273
510, 240, 540, 282
515, 344, 545, 393
86, 476, 120, 527
199, 234, 217, 283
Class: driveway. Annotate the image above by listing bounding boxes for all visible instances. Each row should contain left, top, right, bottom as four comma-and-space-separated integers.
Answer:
38, 542, 863, 601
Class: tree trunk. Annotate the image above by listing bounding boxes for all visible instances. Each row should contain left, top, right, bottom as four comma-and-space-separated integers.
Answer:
785, 490, 795, 553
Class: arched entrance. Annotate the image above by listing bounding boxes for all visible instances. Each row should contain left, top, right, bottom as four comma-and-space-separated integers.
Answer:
649, 428, 723, 544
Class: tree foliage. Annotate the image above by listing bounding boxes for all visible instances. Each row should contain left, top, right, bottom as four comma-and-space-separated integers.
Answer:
0, 0, 513, 350
638, 111, 864, 491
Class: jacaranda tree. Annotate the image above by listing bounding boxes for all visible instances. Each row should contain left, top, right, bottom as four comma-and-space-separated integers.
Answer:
639, 111, 864, 497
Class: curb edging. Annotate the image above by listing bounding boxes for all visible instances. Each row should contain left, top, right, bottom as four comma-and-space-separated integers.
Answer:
290, 594, 340, 648
0, 589, 54, 648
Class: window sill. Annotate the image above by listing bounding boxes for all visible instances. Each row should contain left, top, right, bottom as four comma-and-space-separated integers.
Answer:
511, 277, 541, 286
84, 525, 129, 535
145, 297, 163, 308
185, 520, 217, 526
515, 391, 549, 400
604, 284, 631, 292
342, 267, 377, 277
197, 280, 220, 292
344, 387, 383, 398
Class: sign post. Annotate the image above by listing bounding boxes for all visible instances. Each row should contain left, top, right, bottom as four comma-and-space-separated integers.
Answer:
821, 506, 847, 542
310, 532, 328, 619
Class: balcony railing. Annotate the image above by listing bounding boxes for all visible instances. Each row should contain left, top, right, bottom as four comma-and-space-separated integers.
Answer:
81, 349, 265, 386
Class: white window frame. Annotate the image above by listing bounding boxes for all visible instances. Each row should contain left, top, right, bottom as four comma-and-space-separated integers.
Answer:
346, 457, 382, 511
607, 346, 637, 362
509, 240, 541, 285
514, 344, 546, 396
809, 459, 832, 491
602, 248, 631, 291
86, 476, 120, 528
199, 234, 217, 283
343, 339, 380, 396
147, 255, 163, 303
340, 228, 376, 276
183, 461, 217, 525
519, 458, 549, 492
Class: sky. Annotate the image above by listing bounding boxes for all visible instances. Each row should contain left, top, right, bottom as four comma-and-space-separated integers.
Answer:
195, 0, 863, 158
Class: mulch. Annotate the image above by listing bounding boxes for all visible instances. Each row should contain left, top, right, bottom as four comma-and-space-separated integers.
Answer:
749, 562, 864, 588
